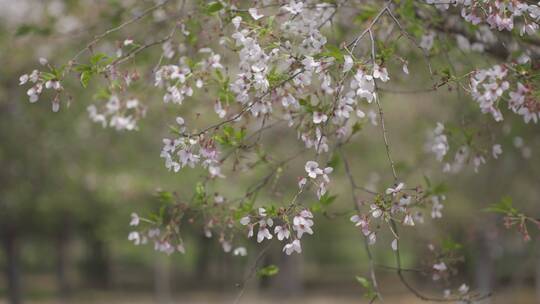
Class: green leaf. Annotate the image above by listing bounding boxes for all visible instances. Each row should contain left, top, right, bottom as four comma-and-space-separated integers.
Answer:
320, 44, 344, 62
195, 182, 206, 201
90, 52, 109, 66
41, 72, 57, 81
441, 237, 462, 253
376, 42, 396, 62
356, 276, 370, 288
257, 265, 279, 277
327, 153, 340, 170
354, 5, 378, 23
205, 2, 224, 14
265, 205, 278, 217
156, 190, 174, 204
267, 68, 289, 87
432, 183, 447, 195
15, 24, 51, 37
355, 276, 376, 299
319, 193, 337, 206
93, 88, 111, 101
235, 128, 246, 142
352, 121, 364, 134
73, 64, 92, 73
234, 200, 255, 220
423, 175, 432, 188
485, 196, 517, 215
80, 71, 92, 88
298, 97, 314, 112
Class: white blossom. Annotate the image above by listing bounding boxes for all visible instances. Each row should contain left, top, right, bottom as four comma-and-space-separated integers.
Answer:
492, 144, 502, 159
433, 262, 447, 272
233, 247, 247, 256
130, 213, 140, 226
343, 55, 353, 73
274, 226, 290, 241
283, 239, 302, 255
248, 8, 264, 20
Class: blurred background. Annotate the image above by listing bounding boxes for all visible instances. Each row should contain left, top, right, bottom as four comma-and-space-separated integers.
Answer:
1, 0, 539, 303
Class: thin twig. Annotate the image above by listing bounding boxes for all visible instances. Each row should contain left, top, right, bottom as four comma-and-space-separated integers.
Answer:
72, 0, 172, 61
338, 147, 383, 302
368, 29, 398, 182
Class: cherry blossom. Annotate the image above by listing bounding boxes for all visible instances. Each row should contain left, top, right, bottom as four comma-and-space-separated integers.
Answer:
386, 183, 405, 196
18, 1, 538, 300
274, 226, 291, 241
305, 161, 323, 179
283, 239, 302, 255
130, 213, 140, 226
233, 247, 247, 257
293, 213, 314, 238
248, 8, 264, 20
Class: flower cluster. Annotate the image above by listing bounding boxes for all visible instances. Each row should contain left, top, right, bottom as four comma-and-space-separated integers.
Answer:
155, 62, 193, 105
155, 50, 222, 105
430, 0, 540, 35
230, 22, 272, 109
240, 207, 315, 255
280, 2, 334, 56
128, 213, 186, 255
350, 181, 449, 249
160, 119, 223, 177
470, 64, 540, 124
19, 58, 65, 112
508, 82, 540, 124
470, 64, 509, 121
87, 95, 146, 131
300, 161, 333, 199
426, 122, 449, 162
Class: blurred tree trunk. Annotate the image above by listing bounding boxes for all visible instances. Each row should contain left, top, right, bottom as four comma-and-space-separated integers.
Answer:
82, 237, 111, 289
195, 235, 210, 281
536, 248, 540, 303
55, 224, 71, 300
473, 224, 496, 299
154, 256, 172, 304
268, 252, 303, 297
2, 229, 21, 304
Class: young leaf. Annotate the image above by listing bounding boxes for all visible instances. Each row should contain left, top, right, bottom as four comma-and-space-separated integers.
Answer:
257, 265, 279, 277
80, 71, 92, 88
205, 2, 224, 14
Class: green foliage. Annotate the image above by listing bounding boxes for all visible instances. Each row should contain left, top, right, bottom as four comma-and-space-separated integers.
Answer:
485, 196, 518, 216
298, 96, 315, 113
257, 264, 279, 277
319, 44, 345, 63
214, 69, 236, 105
185, 19, 201, 45
156, 190, 175, 204
73, 53, 112, 88
423, 175, 447, 196
376, 41, 396, 63
354, 5, 379, 24
195, 182, 207, 203
267, 68, 290, 87
351, 121, 365, 135
355, 276, 376, 299
265, 204, 279, 217
234, 199, 255, 220
395, 0, 425, 37
214, 125, 246, 147
204, 2, 224, 15
15, 24, 52, 37
312, 192, 337, 213
441, 237, 463, 253
327, 153, 341, 170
